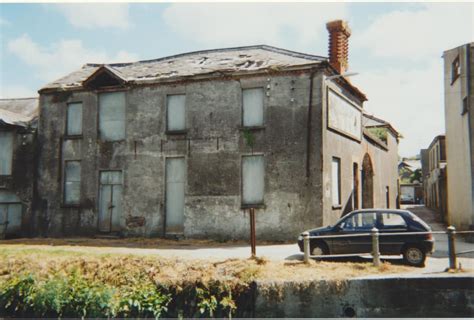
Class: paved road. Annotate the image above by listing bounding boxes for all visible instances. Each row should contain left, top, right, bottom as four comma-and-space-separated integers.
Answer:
4, 205, 472, 276
123, 204, 473, 275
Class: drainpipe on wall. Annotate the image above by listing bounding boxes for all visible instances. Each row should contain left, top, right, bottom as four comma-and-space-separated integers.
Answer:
466, 44, 474, 228
306, 69, 317, 178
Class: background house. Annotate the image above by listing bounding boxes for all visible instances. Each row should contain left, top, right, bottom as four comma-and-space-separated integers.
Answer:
422, 135, 447, 221
398, 157, 423, 204
443, 42, 474, 231
0, 98, 38, 238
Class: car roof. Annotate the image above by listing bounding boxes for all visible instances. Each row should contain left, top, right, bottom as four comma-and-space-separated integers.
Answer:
348, 209, 411, 215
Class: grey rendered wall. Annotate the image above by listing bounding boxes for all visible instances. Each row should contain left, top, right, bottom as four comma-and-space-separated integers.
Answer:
320, 79, 399, 227
37, 71, 324, 240
254, 277, 474, 317
444, 45, 473, 229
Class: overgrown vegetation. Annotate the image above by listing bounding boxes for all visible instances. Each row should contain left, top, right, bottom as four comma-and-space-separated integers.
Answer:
0, 254, 254, 318
0, 246, 413, 318
367, 127, 388, 143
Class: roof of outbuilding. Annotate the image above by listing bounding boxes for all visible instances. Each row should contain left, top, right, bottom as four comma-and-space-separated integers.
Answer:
40, 45, 327, 91
0, 97, 39, 128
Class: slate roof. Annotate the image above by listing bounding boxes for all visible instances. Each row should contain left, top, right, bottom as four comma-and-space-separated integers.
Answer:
0, 97, 39, 128
40, 45, 327, 91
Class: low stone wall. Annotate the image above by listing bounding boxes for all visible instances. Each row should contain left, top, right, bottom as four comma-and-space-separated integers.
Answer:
253, 277, 474, 317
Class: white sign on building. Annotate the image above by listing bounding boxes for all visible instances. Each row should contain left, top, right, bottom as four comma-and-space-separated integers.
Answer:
327, 89, 362, 141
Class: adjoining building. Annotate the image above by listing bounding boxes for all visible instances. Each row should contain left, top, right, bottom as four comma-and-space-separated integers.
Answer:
10, 20, 400, 240
421, 135, 447, 221
443, 43, 474, 230
0, 98, 38, 238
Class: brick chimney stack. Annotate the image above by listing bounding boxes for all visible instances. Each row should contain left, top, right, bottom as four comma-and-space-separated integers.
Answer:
326, 20, 351, 75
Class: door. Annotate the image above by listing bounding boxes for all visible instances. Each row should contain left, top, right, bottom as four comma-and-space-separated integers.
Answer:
0, 203, 22, 235
378, 212, 408, 254
165, 157, 185, 234
332, 211, 377, 254
98, 171, 123, 232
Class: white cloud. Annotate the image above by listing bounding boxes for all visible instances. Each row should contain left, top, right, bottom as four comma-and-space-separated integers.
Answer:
8, 34, 139, 82
354, 3, 473, 61
349, 3, 473, 156
163, 3, 348, 48
54, 4, 130, 29
0, 85, 37, 99
0, 18, 10, 26
352, 58, 445, 157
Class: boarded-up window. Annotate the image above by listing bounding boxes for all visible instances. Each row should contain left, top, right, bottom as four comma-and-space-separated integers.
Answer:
67, 102, 83, 135
167, 95, 186, 132
99, 92, 126, 141
242, 88, 264, 127
64, 161, 81, 204
242, 155, 264, 206
0, 131, 13, 175
332, 157, 341, 206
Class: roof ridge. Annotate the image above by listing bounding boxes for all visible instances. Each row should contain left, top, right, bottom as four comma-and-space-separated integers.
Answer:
0, 97, 38, 101
85, 44, 328, 67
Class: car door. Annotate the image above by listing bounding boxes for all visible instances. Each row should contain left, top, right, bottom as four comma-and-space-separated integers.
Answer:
331, 212, 377, 254
338, 211, 378, 254
378, 212, 408, 254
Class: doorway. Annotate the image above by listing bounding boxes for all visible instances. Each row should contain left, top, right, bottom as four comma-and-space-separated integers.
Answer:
352, 163, 359, 210
361, 154, 374, 208
98, 171, 123, 232
165, 157, 185, 234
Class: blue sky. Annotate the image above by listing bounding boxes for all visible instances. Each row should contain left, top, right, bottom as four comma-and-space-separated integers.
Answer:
0, 2, 473, 156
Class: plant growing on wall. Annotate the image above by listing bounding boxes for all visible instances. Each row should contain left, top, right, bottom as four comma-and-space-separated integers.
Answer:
243, 129, 255, 149
367, 127, 388, 143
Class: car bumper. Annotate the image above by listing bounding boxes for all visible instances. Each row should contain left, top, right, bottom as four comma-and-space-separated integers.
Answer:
297, 239, 304, 252
423, 239, 435, 254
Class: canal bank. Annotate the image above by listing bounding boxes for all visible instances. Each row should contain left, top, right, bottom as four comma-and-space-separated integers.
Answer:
252, 275, 473, 317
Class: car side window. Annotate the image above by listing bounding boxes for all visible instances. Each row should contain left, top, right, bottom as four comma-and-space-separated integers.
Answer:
380, 212, 407, 229
340, 212, 377, 230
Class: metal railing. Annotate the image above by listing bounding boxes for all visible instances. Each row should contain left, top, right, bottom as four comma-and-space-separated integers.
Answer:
302, 226, 474, 270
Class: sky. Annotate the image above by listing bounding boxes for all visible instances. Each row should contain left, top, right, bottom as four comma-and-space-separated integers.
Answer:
0, 2, 473, 157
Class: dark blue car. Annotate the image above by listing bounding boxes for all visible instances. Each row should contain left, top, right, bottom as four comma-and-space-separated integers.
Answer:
297, 209, 435, 267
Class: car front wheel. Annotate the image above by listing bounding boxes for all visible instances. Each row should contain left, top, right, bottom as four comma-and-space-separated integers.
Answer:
311, 242, 328, 256
403, 245, 426, 267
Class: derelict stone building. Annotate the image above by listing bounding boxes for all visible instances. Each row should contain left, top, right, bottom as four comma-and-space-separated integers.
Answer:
32, 20, 400, 240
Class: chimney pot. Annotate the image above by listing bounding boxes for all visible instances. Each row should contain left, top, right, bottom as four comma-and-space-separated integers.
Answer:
326, 20, 351, 75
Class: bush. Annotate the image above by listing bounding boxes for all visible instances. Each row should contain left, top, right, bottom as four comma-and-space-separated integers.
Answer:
0, 272, 170, 318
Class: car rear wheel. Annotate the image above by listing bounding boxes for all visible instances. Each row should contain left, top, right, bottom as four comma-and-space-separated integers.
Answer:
311, 242, 328, 256
403, 245, 426, 267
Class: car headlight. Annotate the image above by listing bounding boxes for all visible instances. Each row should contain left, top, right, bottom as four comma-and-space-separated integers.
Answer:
298, 235, 303, 241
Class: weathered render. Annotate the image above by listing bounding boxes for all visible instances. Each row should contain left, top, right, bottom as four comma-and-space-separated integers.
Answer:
0, 98, 38, 238
32, 21, 400, 240
443, 43, 474, 230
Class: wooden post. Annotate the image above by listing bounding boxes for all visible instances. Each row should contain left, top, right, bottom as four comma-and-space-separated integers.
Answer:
371, 227, 380, 267
447, 226, 457, 270
250, 208, 256, 257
